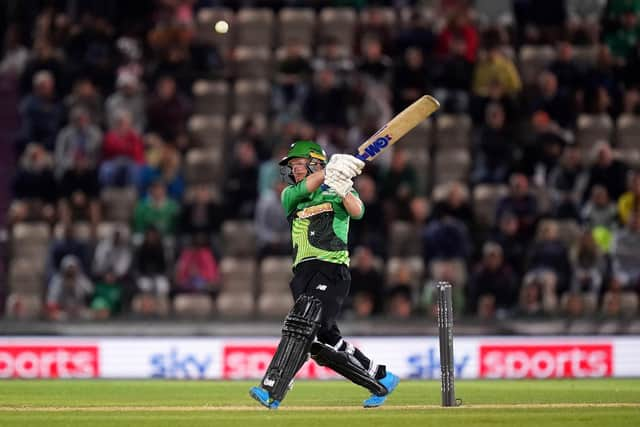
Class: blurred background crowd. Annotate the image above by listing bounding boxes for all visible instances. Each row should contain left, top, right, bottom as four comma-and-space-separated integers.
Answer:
1, 0, 639, 322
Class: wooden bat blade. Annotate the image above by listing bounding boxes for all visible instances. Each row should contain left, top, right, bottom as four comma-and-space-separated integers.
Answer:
354, 95, 440, 162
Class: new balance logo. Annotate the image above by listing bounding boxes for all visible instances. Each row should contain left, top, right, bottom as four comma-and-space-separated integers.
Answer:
264, 378, 275, 387
315, 284, 327, 291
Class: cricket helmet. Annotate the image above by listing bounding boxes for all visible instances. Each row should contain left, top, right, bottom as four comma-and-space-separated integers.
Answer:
279, 140, 327, 185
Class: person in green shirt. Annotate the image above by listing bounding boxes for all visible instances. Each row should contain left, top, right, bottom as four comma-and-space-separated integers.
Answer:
250, 141, 399, 409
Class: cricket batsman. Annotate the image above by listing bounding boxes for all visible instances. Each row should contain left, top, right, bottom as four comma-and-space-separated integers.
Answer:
249, 140, 399, 409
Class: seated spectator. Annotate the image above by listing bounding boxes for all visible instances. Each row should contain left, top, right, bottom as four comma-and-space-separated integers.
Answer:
392, 47, 430, 114
582, 46, 622, 116
180, 185, 221, 237
529, 71, 576, 129
581, 184, 618, 253
495, 173, 539, 241
605, 7, 640, 61
134, 227, 169, 296
472, 40, 521, 99
224, 141, 259, 219
174, 233, 220, 296
105, 72, 146, 133
423, 216, 472, 264
618, 170, 640, 226
491, 211, 528, 276
46, 255, 94, 320
570, 231, 608, 297
387, 284, 413, 319
19, 37, 67, 95
357, 37, 392, 84
561, 292, 586, 317
91, 270, 123, 320
437, 11, 479, 64
92, 226, 132, 280
255, 180, 291, 259
146, 75, 192, 150
349, 174, 388, 257
312, 36, 355, 82
272, 40, 312, 124
99, 109, 145, 188
303, 68, 349, 130
468, 242, 519, 318
133, 180, 180, 235
379, 148, 417, 222
46, 224, 91, 278
54, 106, 103, 178
64, 78, 105, 127
17, 70, 64, 153
583, 141, 627, 204
348, 246, 385, 316
548, 144, 588, 219
432, 34, 473, 113
138, 142, 184, 200
610, 212, 640, 291
57, 154, 101, 225
10, 143, 57, 224
525, 221, 572, 296
430, 182, 474, 228
471, 103, 513, 184
548, 41, 584, 98
0, 24, 29, 77
517, 270, 558, 316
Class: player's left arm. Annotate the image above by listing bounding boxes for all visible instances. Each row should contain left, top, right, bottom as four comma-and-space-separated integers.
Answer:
342, 191, 364, 219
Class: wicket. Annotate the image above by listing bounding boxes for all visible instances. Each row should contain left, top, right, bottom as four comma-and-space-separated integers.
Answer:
437, 281, 458, 407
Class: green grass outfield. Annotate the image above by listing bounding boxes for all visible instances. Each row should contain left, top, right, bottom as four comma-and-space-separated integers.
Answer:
0, 379, 639, 426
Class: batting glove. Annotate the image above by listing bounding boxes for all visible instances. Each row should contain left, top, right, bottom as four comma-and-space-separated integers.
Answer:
326, 154, 365, 179
324, 172, 354, 198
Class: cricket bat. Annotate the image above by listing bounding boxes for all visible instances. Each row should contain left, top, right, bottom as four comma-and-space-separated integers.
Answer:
353, 95, 440, 162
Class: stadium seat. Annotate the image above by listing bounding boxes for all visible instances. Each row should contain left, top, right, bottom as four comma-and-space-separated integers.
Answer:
5, 293, 42, 320
53, 221, 92, 242
401, 117, 433, 149
232, 79, 270, 115
96, 222, 131, 241
435, 114, 472, 150
432, 149, 471, 186
229, 113, 268, 138
9, 258, 44, 294
358, 7, 396, 44
404, 143, 430, 194
429, 258, 468, 289
616, 114, 640, 167
236, 8, 275, 48
218, 257, 257, 316
257, 256, 294, 317
472, 184, 509, 228
535, 218, 582, 248
184, 148, 224, 185
10, 222, 50, 260
232, 46, 272, 79
187, 114, 226, 149
101, 187, 137, 223
222, 220, 257, 257
518, 45, 556, 86
192, 80, 229, 116
385, 256, 425, 291
572, 45, 598, 67
195, 7, 234, 55
173, 294, 215, 319
389, 221, 423, 257
131, 294, 170, 317
318, 8, 357, 51
277, 7, 316, 47
576, 114, 613, 151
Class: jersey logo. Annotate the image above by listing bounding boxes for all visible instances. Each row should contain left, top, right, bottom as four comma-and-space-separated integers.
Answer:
296, 202, 333, 219
315, 284, 327, 291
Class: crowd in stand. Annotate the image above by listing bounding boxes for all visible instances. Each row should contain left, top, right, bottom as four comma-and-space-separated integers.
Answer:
1, 0, 640, 321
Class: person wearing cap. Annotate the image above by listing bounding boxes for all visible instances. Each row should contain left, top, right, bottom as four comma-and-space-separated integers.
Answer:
249, 140, 399, 409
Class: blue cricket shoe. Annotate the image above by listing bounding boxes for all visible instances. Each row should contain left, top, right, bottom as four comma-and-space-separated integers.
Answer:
249, 386, 280, 410
363, 372, 400, 408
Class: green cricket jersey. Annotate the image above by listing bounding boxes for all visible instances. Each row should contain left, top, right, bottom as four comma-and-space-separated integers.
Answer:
281, 179, 364, 268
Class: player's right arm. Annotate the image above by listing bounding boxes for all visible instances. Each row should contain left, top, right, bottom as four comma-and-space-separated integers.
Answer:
281, 170, 325, 214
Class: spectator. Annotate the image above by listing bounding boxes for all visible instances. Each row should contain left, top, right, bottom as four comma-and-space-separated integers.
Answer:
91, 270, 123, 320
134, 227, 169, 297
394, 10, 436, 58
378, 148, 417, 222
133, 180, 180, 235
432, 34, 474, 113
64, 78, 105, 126
387, 284, 413, 319
570, 231, 608, 297
548, 144, 588, 219
0, 24, 29, 77
517, 270, 558, 316
357, 37, 392, 84
430, 182, 474, 229
255, 181, 291, 259
46, 255, 94, 320
472, 41, 521, 99
437, 12, 479, 63
180, 185, 221, 237
471, 103, 513, 184
605, 7, 640, 61
272, 40, 312, 124
105, 72, 146, 133
54, 106, 103, 178
99, 109, 145, 188
312, 36, 355, 83
423, 216, 472, 264
392, 47, 430, 114
57, 154, 101, 225
349, 246, 385, 316
467, 242, 519, 318
618, 170, 640, 226
10, 144, 57, 224
610, 212, 640, 291
46, 224, 91, 278
495, 173, 539, 241
513, 0, 568, 45
348, 174, 388, 257
492, 211, 528, 276
303, 68, 349, 129
530, 70, 576, 129
583, 142, 629, 202
138, 143, 184, 200
17, 70, 64, 153
19, 38, 67, 95
582, 45, 622, 116
92, 227, 132, 280
582, 184, 618, 230
548, 41, 584, 96
224, 141, 259, 220
174, 233, 220, 297
146, 75, 192, 149
525, 221, 572, 296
